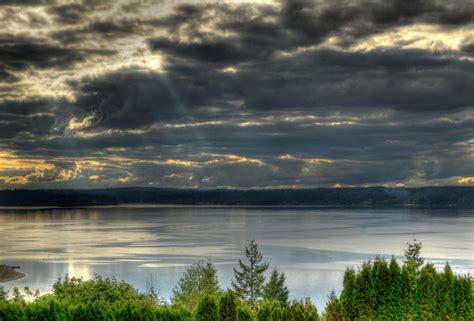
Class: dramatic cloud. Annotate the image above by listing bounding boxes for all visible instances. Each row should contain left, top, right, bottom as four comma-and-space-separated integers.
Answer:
0, 0, 473, 188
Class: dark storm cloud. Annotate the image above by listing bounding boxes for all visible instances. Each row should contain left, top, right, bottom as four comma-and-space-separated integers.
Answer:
47, 3, 91, 25
70, 69, 214, 129
151, 0, 474, 60
1, 0, 473, 188
461, 41, 474, 55
0, 0, 55, 5
148, 1, 474, 113
0, 98, 74, 140
46, 0, 112, 24
280, 0, 474, 45
0, 35, 115, 81
52, 19, 148, 44
148, 46, 474, 113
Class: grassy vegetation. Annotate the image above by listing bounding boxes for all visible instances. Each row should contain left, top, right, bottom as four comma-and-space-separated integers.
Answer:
0, 241, 472, 320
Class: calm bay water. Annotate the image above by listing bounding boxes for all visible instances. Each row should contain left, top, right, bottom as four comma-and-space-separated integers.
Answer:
0, 207, 473, 309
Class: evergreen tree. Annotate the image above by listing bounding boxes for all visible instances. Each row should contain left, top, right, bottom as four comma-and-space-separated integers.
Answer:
220, 291, 238, 321
263, 268, 289, 304
387, 256, 402, 319
353, 261, 375, 319
340, 268, 356, 320
303, 299, 321, 321
256, 301, 272, 321
270, 305, 284, 321
232, 240, 269, 305
323, 290, 344, 321
404, 238, 424, 271
400, 260, 416, 319
417, 263, 437, 320
438, 263, 455, 319
453, 275, 472, 319
372, 256, 390, 317
172, 260, 221, 310
237, 305, 254, 321
196, 296, 219, 321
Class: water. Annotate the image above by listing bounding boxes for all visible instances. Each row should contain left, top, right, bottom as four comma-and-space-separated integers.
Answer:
0, 207, 473, 310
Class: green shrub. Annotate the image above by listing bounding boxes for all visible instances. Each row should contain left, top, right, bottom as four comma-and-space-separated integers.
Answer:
196, 296, 219, 321
220, 291, 238, 321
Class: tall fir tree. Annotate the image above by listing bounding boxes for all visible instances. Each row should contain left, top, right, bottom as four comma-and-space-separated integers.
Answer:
400, 260, 416, 319
323, 290, 344, 321
340, 268, 356, 320
454, 276, 472, 319
232, 240, 269, 305
303, 299, 321, 321
372, 256, 390, 318
387, 256, 402, 319
353, 261, 375, 319
417, 263, 437, 320
263, 268, 289, 305
404, 238, 424, 271
438, 263, 455, 319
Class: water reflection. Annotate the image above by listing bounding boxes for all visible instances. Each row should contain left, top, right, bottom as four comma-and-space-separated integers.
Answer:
0, 207, 473, 310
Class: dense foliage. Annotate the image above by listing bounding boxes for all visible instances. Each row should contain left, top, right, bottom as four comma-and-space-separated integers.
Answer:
172, 260, 221, 310
0, 241, 472, 320
335, 258, 472, 320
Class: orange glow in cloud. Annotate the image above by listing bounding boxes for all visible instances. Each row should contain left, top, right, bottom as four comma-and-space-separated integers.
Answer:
458, 177, 474, 184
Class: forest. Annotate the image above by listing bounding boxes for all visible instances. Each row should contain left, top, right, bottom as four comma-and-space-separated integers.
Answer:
0, 186, 473, 208
0, 240, 472, 320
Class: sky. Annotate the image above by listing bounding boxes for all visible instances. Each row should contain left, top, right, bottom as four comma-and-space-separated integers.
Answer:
0, 0, 473, 189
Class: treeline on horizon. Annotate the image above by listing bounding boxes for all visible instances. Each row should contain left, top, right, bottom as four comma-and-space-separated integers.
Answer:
0, 240, 472, 320
0, 186, 473, 208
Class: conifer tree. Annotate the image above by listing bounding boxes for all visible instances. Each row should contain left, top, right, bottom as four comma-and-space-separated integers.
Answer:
303, 299, 321, 321
353, 261, 375, 319
263, 268, 289, 304
400, 260, 416, 319
323, 290, 344, 321
340, 268, 356, 320
454, 276, 472, 319
387, 256, 402, 319
196, 296, 219, 321
418, 263, 437, 320
256, 301, 272, 321
270, 306, 284, 321
438, 263, 455, 318
237, 305, 254, 321
220, 291, 238, 321
372, 256, 391, 318
404, 239, 424, 271
232, 240, 269, 305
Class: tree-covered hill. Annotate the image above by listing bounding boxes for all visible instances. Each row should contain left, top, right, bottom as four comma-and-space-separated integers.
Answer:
0, 186, 473, 208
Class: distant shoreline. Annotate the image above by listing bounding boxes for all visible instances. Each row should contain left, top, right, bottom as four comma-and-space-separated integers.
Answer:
0, 186, 472, 208
0, 203, 468, 211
